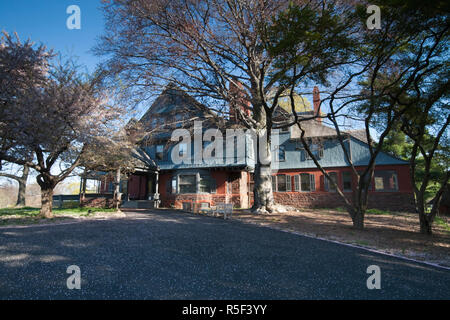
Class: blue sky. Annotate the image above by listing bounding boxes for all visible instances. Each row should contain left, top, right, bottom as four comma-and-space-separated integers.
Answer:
0, 0, 105, 72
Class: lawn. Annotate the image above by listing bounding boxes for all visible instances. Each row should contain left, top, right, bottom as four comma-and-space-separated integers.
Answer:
0, 206, 118, 226
233, 208, 450, 267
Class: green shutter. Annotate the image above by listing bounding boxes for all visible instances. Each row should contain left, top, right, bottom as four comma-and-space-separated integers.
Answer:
294, 175, 300, 191
310, 174, 316, 191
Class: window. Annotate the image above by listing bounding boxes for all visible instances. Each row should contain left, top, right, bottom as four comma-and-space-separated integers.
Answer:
151, 118, 157, 127
170, 176, 177, 194
276, 174, 291, 192
300, 173, 315, 192
305, 143, 324, 160
175, 114, 182, 128
342, 172, 352, 192
199, 174, 215, 193
374, 171, 398, 191
277, 145, 286, 162
280, 127, 290, 133
324, 172, 338, 192
156, 145, 164, 160
179, 175, 196, 194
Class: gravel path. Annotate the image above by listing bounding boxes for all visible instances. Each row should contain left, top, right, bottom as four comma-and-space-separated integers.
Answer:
0, 209, 449, 299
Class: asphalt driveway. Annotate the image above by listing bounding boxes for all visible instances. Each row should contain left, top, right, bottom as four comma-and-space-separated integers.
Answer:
0, 209, 449, 299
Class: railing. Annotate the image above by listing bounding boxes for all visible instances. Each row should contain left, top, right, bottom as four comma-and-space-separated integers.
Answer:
52, 193, 114, 208
52, 194, 80, 208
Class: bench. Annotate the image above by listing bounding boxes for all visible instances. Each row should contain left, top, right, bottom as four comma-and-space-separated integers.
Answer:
214, 203, 233, 219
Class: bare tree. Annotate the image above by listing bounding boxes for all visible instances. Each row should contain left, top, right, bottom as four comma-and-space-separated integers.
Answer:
0, 163, 30, 206
95, 0, 358, 213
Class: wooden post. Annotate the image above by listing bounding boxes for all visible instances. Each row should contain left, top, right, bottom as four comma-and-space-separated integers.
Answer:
154, 171, 160, 208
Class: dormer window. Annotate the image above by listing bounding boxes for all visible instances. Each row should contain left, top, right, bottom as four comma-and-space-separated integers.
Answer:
305, 143, 324, 160
156, 145, 164, 160
175, 114, 182, 128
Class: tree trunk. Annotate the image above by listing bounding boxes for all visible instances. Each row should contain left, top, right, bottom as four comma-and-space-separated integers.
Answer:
419, 216, 432, 235
16, 165, 29, 206
252, 163, 274, 213
351, 210, 365, 230
113, 168, 121, 212
416, 197, 433, 235
40, 186, 54, 219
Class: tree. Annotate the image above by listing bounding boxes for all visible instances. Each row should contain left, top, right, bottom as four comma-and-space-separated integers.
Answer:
95, 0, 358, 213
267, 0, 449, 229
0, 34, 122, 218
0, 163, 30, 206
399, 74, 449, 234
80, 120, 146, 211
0, 32, 50, 170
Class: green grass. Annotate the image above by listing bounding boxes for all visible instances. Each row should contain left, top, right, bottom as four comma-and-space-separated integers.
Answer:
366, 208, 392, 216
435, 216, 450, 233
0, 206, 115, 218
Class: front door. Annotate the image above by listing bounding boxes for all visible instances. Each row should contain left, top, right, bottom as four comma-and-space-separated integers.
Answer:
128, 174, 148, 200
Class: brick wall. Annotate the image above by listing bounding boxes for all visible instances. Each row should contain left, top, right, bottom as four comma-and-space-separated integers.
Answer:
273, 191, 415, 212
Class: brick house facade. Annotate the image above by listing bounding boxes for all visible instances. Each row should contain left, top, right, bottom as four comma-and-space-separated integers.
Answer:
95, 84, 415, 212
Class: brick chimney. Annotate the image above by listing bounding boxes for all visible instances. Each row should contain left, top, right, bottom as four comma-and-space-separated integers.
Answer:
229, 78, 251, 123
313, 86, 321, 123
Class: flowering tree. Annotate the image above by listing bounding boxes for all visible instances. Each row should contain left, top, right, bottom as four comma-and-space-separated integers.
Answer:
0, 34, 123, 218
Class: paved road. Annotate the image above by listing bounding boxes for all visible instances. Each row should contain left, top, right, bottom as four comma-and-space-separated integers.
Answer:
0, 209, 449, 299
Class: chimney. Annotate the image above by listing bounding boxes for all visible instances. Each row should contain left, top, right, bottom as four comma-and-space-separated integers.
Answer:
229, 78, 251, 123
313, 86, 322, 123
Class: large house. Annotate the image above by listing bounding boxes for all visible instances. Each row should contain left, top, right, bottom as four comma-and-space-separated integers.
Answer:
90, 84, 415, 212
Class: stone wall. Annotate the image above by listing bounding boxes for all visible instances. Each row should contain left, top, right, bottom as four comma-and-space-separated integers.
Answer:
80, 197, 115, 209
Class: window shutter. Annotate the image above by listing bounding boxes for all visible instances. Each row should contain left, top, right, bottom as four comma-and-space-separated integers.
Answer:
211, 179, 217, 194
272, 175, 277, 192
310, 174, 316, 191
286, 175, 292, 191
324, 174, 329, 191
294, 175, 300, 192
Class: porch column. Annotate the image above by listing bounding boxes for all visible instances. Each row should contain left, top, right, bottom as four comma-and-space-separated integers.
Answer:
154, 171, 160, 208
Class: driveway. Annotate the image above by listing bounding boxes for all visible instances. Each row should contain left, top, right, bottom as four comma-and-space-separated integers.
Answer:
0, 209, 449, 299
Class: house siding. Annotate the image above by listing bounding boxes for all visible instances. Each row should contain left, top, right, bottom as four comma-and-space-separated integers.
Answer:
268, 165, 415, 212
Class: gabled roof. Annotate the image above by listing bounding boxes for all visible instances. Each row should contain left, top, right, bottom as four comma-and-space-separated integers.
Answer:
139, 84, 217, 127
